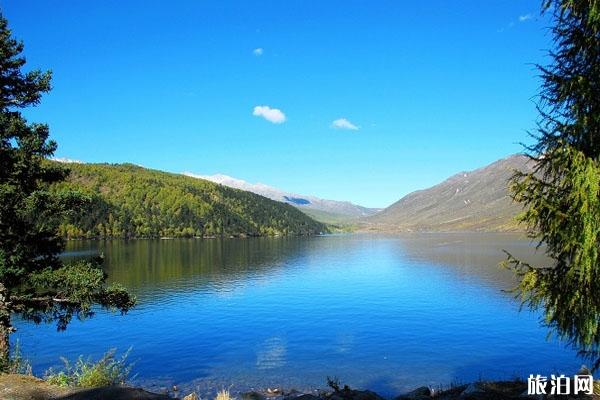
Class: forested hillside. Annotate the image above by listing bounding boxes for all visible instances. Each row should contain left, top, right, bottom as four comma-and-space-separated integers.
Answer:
187, 172, 380, 223
50, 162, 326, 239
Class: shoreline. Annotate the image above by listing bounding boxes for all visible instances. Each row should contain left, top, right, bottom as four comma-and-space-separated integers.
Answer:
1, 374, 597, 400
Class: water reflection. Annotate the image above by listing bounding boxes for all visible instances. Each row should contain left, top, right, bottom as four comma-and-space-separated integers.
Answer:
64, 234, 548, 298
13, 234, 580, 398
389, 232, 551, 290
256, 337, 287, 370
65, 237, 316, 299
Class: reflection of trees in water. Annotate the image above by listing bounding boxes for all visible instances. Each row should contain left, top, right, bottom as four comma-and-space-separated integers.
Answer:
63, 234, 550, 302
65, 238, 321, 298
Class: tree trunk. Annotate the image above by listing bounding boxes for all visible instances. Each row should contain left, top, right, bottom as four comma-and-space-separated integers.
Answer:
0, 283, 11, 371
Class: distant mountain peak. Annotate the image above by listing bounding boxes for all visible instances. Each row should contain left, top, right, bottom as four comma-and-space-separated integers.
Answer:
182, 172, 379, 222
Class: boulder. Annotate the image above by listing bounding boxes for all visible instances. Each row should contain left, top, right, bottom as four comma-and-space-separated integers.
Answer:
266, 388, 284, 396
329, 389, 386, 400
293, 395, 322, 400
460, 383, 485, 398
394, 386, 431, 400
244, 391, 267, 400
518, 390, 543, 400
577, 364, 592, 375
283, 389, 302, 398
294, 394, 322, 400
0, 374, 71, 400
62, 386, 171, 400
0, 374, 170, 400
184, 393, 200, 400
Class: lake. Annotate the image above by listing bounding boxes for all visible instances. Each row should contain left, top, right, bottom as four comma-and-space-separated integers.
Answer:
12, 233, 583, 397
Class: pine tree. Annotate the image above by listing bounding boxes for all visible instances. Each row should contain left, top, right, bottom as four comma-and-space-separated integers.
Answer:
0, 12, 134, 370
508, 0, 600, 369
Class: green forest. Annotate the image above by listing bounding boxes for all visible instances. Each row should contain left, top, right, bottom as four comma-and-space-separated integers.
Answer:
50, 162, 327, 239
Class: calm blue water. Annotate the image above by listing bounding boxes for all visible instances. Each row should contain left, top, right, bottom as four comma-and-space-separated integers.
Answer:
12, 234, 583, 397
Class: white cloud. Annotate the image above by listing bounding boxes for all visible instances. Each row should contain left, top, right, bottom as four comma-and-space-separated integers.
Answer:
52, 157, 84, 164
253, 105, 286, 124
331, 118, 359, 131
498, 13, 534, 32
518, 14, 532, 22
253, 47, 264, 56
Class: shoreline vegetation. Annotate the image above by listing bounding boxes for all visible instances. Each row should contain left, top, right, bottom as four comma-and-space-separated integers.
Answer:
1, 372, 598, 400
2, 350, 598, 400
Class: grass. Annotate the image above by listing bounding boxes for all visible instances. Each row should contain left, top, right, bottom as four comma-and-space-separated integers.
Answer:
216, 388, 233, 400
44, 348, 134, 388
8, 340, 32, 375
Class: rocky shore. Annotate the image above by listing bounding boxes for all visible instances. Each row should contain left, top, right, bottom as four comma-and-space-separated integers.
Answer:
0, 374, 597, 400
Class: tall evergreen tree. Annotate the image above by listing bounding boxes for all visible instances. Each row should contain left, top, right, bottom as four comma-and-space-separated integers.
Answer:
0, 12, 134, 370
508, 0, 600, 368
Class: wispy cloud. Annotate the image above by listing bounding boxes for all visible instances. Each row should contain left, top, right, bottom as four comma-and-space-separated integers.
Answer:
52, 157, 84, 164
498, 12, 534, 32
253, 47, 264, 56
331, 118, 359, 131
253, 105, 286, 124
518, 14, 532, 22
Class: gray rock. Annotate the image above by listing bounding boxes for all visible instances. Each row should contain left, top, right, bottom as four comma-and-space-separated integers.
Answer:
577, 364, 591, 375
62, 386, 171, 400
394, 386, 431, 400
293, 395, 322, 400
330, 389, 385, 400
460, 383, 485, 398
244, 392, 267, 400
519, 389, 543, 400
283, 390, 303, 398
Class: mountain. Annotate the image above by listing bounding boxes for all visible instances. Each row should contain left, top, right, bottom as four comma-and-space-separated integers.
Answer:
364, 154, 534, 232
50, 162, 326, 239
183, 172, 380, 224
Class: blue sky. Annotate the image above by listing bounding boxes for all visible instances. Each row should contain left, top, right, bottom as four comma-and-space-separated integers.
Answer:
2, 0, 550, 208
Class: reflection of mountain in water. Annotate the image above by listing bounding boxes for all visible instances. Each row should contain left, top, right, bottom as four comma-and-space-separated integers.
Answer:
65, 234, 550, 302
38, 234, 580, 398
65, 237, 320, 300
389, 232, 550, 289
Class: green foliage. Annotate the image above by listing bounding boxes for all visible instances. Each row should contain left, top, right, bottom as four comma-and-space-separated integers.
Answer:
508, 0, 600, 369
0, 12, 135, 370
13, 258, 136, 330
51, 162, 326, 239
45, 348, 134, 388
0, 14, 51, 110
0, 16, 70, 288
8, 340, 32, 375
509, 146, 600, 364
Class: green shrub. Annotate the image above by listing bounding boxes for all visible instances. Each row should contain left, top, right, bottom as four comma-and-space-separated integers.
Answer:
45, 370, 71, 387
8, 340, 32, 375
45, 348, 134, 388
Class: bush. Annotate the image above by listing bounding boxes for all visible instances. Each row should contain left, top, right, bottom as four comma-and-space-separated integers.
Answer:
45, 348, 134, 388
8, 340, 32, 375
